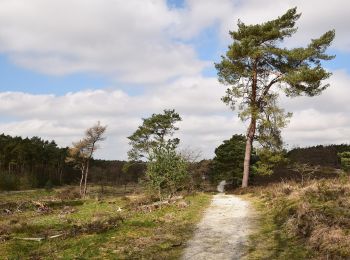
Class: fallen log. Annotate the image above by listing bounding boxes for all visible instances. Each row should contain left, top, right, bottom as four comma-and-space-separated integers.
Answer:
137, 195, 184, 212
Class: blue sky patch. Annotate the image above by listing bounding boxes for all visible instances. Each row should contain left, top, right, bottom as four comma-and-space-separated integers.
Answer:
0, 55, 109, 95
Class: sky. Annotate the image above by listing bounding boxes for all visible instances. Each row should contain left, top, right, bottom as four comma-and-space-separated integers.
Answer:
0, 0, 350, 160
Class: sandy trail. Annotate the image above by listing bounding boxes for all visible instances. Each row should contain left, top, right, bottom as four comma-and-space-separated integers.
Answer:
182, 193, 253, 260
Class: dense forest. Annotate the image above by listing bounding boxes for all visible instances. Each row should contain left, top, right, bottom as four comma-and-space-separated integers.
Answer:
0, 134, 143, 190
0, 134, 70, 189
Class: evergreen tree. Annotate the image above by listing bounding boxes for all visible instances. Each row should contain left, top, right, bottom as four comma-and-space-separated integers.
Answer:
128, 109, 187, 198
211, 135, 246, 185
127, 109, 181, 160
215, 7, 335, 187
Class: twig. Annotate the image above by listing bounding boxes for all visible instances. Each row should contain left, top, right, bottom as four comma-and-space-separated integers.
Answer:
49, 234, 64, 239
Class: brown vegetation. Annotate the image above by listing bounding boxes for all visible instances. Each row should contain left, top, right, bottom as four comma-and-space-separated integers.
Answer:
243, 176, 350, 259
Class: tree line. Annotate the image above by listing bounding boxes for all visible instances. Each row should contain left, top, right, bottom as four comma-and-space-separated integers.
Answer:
0, 131, 145, 191
1, 131, 349, 193
0, 134, 70, 189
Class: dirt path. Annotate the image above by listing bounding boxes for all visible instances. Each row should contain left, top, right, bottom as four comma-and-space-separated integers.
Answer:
182, 193, 254, 260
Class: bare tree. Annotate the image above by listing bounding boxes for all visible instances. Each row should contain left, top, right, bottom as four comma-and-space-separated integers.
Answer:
179, 147, 203, 164
290, 163, 321, 186
66, 122, 107, 197
66, 139, 89, 195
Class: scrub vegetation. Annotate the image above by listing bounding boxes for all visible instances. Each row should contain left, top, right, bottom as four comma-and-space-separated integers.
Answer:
242, 175, 350, 259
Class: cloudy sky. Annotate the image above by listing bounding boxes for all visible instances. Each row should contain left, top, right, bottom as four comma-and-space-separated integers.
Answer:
0, 0, 349, 160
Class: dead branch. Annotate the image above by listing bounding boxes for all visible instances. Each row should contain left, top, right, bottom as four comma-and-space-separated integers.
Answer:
137, 195, 184, 212
13, 233, 65, 242
14, 237, 44, 242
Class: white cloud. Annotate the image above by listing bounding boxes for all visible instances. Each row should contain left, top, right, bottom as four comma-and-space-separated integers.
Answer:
0, 76, 237, 159
0, 0, 348, 86
1, 70, 350, 159
174, 0, 350, 51
0, 0, 207, 84
279, 70, 350, 147
170, 0, 234, 39
280, 70, 350, 114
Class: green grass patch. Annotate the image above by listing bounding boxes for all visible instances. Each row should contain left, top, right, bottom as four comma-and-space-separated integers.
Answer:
245, 196, 311, 260
0, 186, 211, 259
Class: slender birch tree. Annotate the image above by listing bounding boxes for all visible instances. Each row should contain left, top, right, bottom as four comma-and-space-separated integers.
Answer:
215, 7, 335, 187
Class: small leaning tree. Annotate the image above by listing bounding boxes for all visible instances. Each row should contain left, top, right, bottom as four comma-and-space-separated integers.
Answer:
215, 7, 335, 187
127, 109, 181, 161
66, 121, 107, 197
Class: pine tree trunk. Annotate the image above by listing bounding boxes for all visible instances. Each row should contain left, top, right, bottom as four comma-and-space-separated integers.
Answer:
59, 167, 63, 186
242, 118, 256, 188
242, 59, 258, 188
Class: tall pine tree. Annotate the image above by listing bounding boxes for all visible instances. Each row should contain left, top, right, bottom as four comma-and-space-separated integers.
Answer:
215, 7, 335, 187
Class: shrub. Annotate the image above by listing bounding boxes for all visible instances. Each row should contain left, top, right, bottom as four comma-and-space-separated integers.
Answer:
56, 186, 81, 200
146, 146, 189, 198
252, 148, 288, 176
44, 180, 54, 190
0, 172, 20, 191
249, 178, 350, 258
20, 172, 39, 189
338, 152, 350, 172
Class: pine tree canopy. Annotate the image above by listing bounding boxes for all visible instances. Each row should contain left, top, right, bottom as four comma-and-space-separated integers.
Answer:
127, 109, 181, 161
216, 7, 335, 110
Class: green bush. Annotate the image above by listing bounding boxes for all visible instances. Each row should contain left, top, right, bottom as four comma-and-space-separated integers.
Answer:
146, 146, 189, 198
0, 172, 20, 191
338, 152, 350, 172
252, 147, 288, 176
19, 172, 39, 189
44, 179, 54, 190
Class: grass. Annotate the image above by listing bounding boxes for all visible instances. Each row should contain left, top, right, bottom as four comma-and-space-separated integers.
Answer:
243, 195, 311, 259
0, 185, 211, 259
243, 176, 350, 259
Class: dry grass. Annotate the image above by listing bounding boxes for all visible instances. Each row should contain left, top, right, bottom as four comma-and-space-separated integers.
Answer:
244, 176, 350, 259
